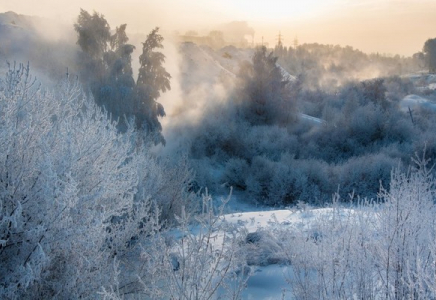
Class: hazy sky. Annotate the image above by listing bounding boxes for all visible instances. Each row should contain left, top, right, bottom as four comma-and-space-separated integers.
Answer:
1, 0, 435, 56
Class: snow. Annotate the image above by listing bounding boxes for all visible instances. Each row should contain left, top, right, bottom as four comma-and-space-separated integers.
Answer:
400, 94, 436, 112
222, 207, 357, 234
300, 113, 325, 125
212, 206, 359, 299
277, 65, 297, 83
195, 44, 237, 78
242, 265, 292, 299
164, 193, 363, 299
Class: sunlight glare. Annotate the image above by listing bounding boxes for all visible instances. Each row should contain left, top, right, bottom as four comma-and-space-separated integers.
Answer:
223, 0, 334, 22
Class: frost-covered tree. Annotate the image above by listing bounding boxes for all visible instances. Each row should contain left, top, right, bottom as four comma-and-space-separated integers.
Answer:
103, 23, 136, 119
74, 9, 111, 87
74, 11, 170, 144
0, 63, 187, 299
136, 27, 171, 145
75, 10, 136, 119
237, 46, 296, 126
75, 9, 111, 60
423, 38, 436, 74
0, 63, 143, 298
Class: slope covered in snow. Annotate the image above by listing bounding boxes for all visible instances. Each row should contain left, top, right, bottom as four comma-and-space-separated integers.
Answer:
400, 94, 436, 112
179, 42, 297, 91
179, 42, 238, 93
178, 42, 321, 128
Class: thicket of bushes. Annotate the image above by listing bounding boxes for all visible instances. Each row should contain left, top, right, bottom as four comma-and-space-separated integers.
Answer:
0, 64, 231, 299
244, 154, 436, 299
183, 47, 436, 206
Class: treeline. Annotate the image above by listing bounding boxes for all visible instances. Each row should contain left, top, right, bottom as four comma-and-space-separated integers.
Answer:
274, 42, 423, 91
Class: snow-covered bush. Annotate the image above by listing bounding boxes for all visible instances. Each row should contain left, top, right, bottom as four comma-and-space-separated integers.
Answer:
335, 152, 397, 199
282, 151, 436, 299
285, 197, 379, 300
242, 229, 286, 266
372, 152, 436, 299
273, 155, 331, 205
223, 158, 249, 190
245, 156, 276, 205
242, 125, 298, 161
135, 153, 197, 225
131, 192, 251, 300
0, 63, 142, 298
245, 154, 330, 206
384, 76, 415, 103
0, 64, 197, 299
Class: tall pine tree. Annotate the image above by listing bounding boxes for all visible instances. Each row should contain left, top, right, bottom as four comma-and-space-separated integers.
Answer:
136, 27, 171, 145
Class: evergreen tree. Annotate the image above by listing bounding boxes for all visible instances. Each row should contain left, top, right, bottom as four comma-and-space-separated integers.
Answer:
237, 46, 296, 126
74, 9, 110, 88
103, 23, 136, 118
74, 9, 110, 61
74, 11, 170, 144
423, 38, 436, 74
136, 27, 171, 145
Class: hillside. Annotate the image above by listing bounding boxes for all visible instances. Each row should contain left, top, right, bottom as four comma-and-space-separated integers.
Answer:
0, 11, 77, 84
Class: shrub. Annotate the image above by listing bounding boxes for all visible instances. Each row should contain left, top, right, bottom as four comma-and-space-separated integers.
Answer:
0, 64, 141, 298
0, 64, 196, 299
223, 158, 249, 190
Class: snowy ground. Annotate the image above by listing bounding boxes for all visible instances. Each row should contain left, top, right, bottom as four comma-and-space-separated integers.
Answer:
222, 208, 321, 299
399, 73, 436, 112
400, 94, 436, 112
242, 265, 292, 299
212, 198, 361, 299
300, 113, 325, 126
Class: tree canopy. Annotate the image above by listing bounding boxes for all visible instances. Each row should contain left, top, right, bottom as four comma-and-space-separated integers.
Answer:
136, 27, 171, 144
423, 38, 436, 73
74, 9, 170, 144
237, 46, 296, 126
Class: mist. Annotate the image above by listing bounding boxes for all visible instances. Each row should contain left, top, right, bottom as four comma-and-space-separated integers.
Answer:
3, 2, 436, 299
2, 0, 436, 56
